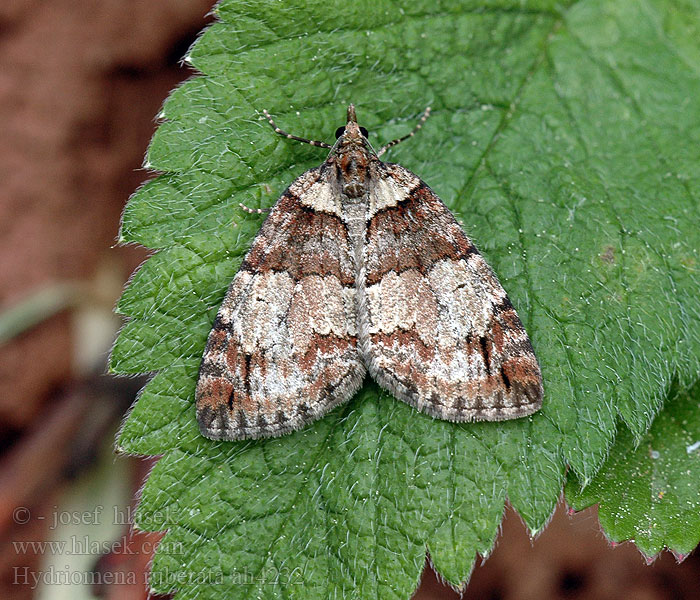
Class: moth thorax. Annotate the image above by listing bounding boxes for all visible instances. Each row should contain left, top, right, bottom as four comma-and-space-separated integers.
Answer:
339, 151, 369, 198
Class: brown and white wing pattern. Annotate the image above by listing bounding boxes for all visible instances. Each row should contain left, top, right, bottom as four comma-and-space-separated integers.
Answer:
359, 162, 543, 421
196, 166, 365, 440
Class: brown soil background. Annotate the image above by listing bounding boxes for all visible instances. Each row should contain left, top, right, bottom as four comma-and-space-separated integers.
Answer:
0, 2, 698, 599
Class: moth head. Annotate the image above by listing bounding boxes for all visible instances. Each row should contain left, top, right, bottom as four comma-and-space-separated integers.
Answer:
333, 104, 370, 143
335, 125, 369, 140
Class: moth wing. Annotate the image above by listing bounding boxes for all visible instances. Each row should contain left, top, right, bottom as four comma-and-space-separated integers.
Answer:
361, 162, 543, 421
196, 167, 366, 440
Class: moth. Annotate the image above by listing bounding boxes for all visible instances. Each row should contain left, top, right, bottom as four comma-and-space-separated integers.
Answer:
196, 105, 543, 440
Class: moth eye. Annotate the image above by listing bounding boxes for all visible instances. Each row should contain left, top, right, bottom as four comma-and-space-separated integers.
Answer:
335, 126, 346, 139
359, 126, 369, 138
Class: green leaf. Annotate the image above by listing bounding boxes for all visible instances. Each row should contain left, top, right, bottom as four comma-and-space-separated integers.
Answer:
113, 0, 700, 597
566, 380, 700, 560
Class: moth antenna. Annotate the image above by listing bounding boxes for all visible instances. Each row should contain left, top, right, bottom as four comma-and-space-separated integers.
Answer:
377, 106, 432, 157
262, 109, 332, 149
239, 203, 271, 215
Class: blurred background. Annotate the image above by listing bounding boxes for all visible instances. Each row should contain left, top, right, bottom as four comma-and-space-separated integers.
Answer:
1, 2, 699, 599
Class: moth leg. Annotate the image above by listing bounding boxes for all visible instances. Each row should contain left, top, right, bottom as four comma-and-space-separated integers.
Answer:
377, 106, 431, 157
238, 202, 271, 215
262, 109, 332, 149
